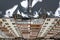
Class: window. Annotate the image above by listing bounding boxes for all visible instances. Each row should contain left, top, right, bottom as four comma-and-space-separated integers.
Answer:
50, 26, 52, 27
47, 19, 50, 21
54, 25, 56, 27
12, 23, 15, 25
14, 26, 16, 27
0, 21, 2, 24
8, 26, 10, 28
55, 19, 58, 21
10, 28, 12, 30
52, 22, 55, 24
5, 23, 9, 25
43, 26, 46, 27
59, 19, 60, 21
2, 19, 6, 22
45, 23, 48, 24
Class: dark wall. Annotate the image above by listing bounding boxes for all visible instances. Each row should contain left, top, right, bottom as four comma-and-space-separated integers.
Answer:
0, 0, 19, 17
32, 0, 59, 13
42, 0, 59, 13
0, 0, 59, 18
